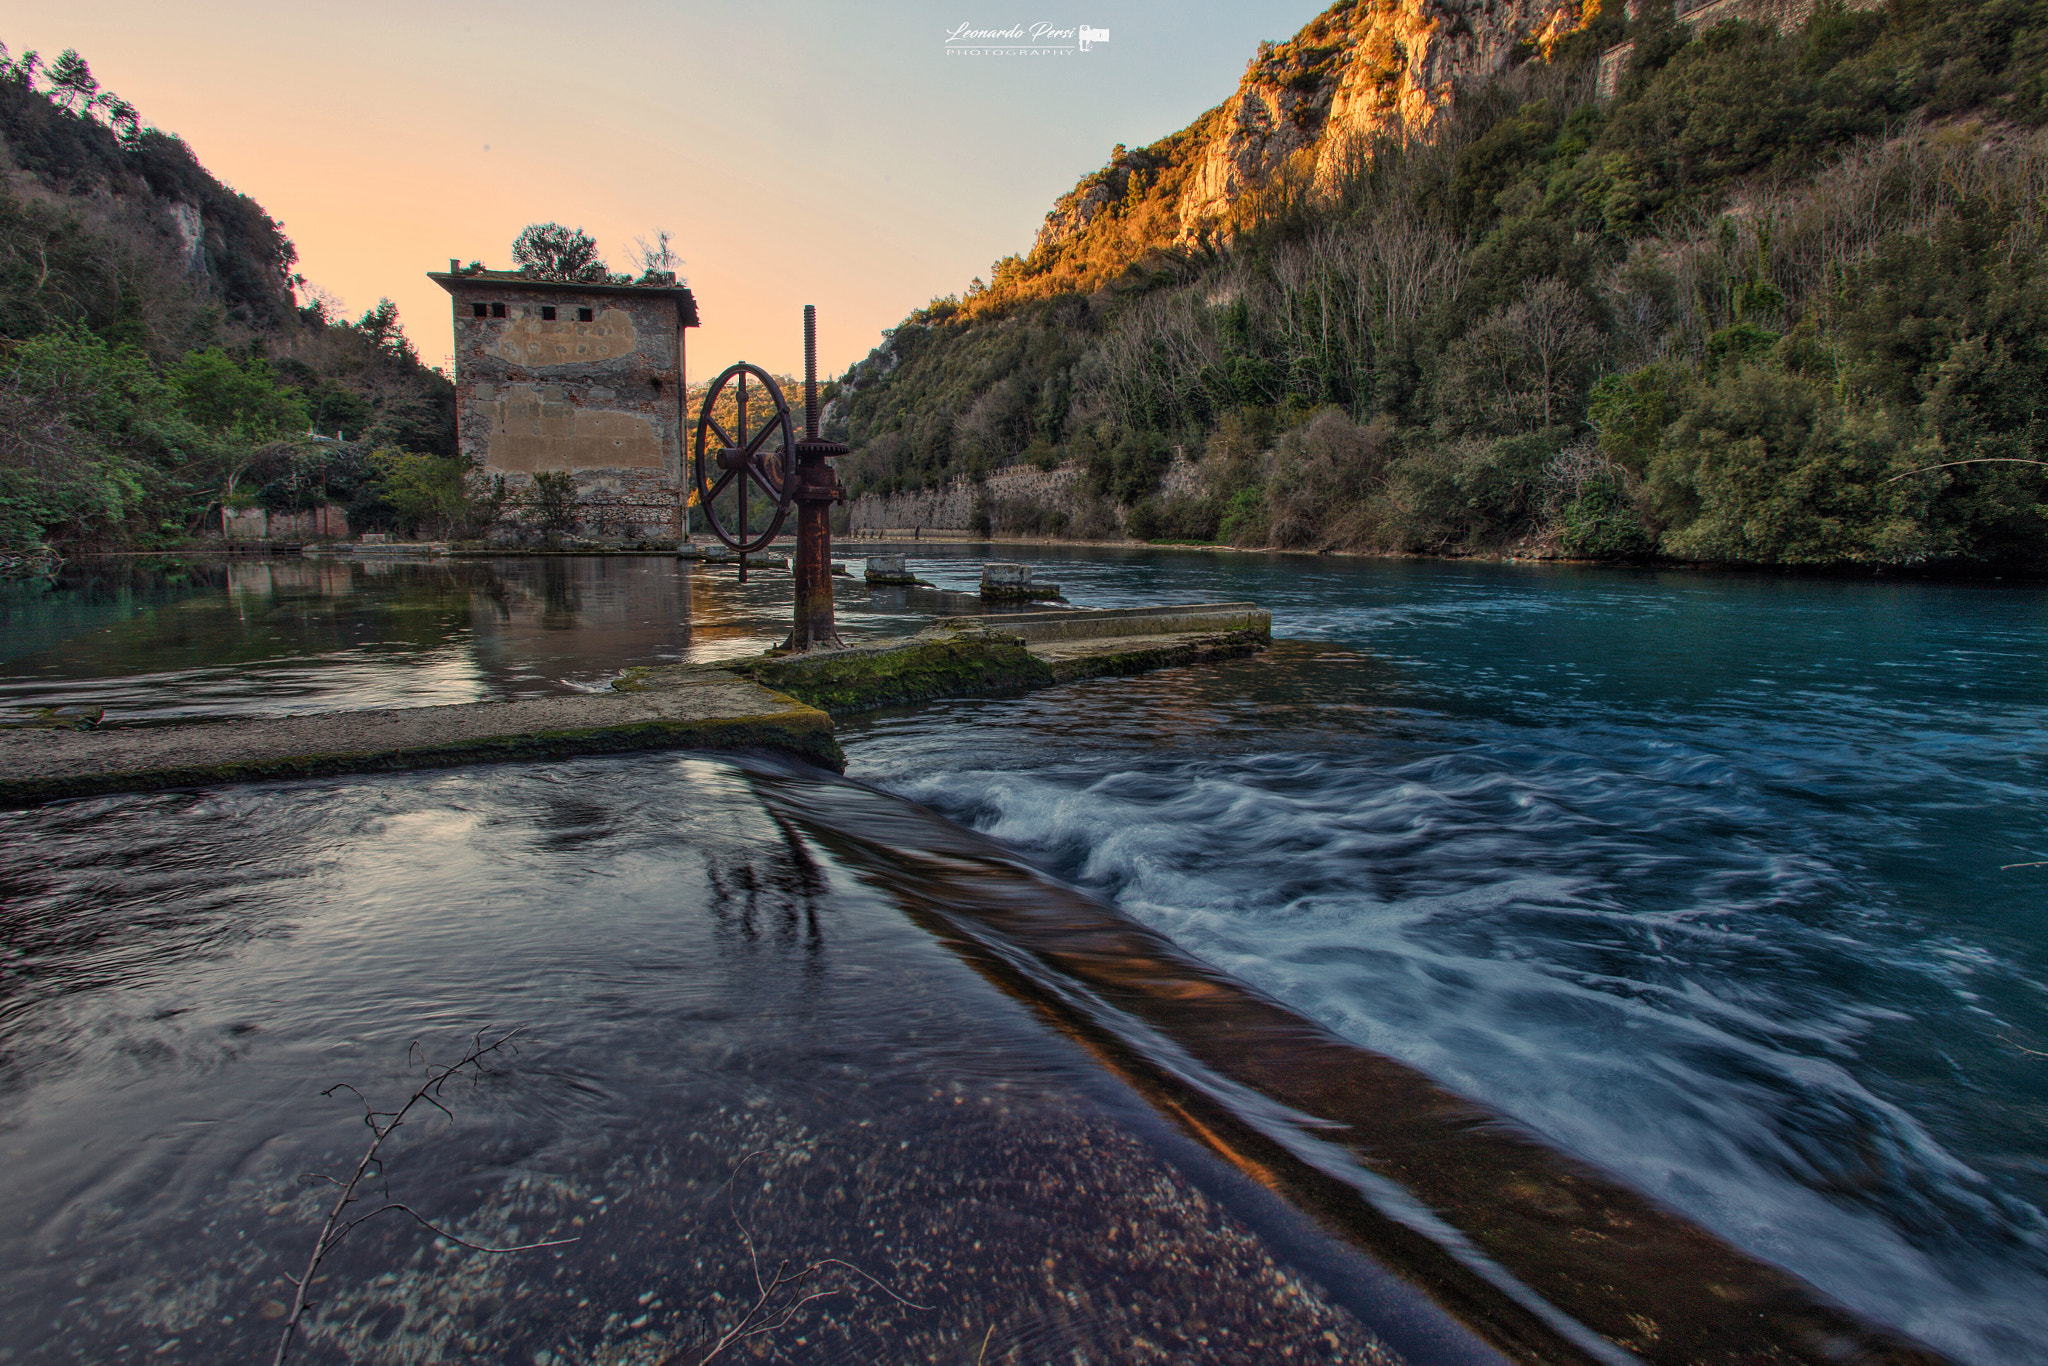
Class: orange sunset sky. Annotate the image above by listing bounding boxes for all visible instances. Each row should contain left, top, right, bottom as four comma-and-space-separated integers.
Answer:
8, 1, 1327, 381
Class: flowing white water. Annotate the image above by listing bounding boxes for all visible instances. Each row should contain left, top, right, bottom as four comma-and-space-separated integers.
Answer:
844, 551, 2048, 1365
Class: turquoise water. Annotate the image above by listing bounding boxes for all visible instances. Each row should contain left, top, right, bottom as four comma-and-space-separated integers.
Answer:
1, 548, 2042, 1362
847, 549, 2048, 1363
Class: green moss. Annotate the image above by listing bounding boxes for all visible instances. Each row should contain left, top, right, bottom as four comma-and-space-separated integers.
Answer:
734, 631, 1056, 715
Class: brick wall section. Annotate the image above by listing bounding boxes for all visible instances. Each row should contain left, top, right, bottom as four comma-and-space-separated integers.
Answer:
432, 270, 697, 538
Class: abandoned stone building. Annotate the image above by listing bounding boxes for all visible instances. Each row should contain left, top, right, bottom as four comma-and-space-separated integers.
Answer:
431, 264, 700, 538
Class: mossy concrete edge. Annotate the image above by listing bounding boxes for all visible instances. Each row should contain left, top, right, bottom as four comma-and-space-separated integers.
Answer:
654, 625, 1269, 718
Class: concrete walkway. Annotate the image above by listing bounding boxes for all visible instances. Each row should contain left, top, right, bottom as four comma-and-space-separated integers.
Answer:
0, 674, 836, 807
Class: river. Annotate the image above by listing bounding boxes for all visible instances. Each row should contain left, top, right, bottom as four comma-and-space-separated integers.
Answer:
0, 548, 2042, 1364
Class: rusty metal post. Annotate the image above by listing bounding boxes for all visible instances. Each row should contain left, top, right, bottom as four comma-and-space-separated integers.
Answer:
788, 304, 847, 650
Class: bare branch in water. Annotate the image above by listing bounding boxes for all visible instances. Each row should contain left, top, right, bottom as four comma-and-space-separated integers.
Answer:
272, 1026, 577, 1365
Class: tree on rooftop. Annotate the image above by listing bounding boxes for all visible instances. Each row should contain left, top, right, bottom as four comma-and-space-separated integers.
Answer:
629, 229, 681, 280
511, 222, 610, 281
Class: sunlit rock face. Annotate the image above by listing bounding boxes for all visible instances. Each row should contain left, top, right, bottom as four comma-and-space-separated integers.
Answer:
1031, 0, 1604, 270
1180, 0, 1600, 228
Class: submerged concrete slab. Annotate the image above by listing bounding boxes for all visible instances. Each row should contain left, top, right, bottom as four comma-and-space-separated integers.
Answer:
0, 606, 1271, 808
1030, 629, 1267, 682
0, 674, 839, 808
940, 601, 1270, 643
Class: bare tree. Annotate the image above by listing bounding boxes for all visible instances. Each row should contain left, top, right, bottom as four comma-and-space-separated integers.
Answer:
630, 229, 683, 279
1505, 279, 1601, 426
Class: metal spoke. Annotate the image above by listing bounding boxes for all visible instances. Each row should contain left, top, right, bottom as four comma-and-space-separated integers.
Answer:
741, 418, 782, 459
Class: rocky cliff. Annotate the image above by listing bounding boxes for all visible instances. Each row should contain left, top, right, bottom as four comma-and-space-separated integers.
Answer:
0, 48, 302, 341
1001, 0, 1607, 305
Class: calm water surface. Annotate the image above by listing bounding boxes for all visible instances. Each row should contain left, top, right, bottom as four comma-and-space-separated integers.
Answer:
0, 547, 2042, 1363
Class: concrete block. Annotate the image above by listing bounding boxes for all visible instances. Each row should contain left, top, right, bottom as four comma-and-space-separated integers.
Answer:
981, 562, 1063, 602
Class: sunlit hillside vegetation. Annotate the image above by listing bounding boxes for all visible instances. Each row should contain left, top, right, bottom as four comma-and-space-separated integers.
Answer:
832, 0, 2048, 568
0, 44, 462, 569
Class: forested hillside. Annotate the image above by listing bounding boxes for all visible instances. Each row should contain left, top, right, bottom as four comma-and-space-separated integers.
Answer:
0, 44, 461, 570
831, 0, 2048, 569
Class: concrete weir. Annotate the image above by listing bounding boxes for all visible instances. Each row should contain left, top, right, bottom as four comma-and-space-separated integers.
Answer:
0, 603, 1269, 807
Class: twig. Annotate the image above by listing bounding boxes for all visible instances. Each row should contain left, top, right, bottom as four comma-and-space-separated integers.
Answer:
1883, 457, 2048, 483
2001, 860, 2046, 870
692, 1149, 933, 1365
2002, 1033, 2048, 1060
272, 1026, 576, 1366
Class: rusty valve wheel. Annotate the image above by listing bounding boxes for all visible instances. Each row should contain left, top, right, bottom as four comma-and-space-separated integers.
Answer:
693, 362, 795, 555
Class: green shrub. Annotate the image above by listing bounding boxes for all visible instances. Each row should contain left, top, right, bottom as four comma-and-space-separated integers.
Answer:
1559, 477, 1655, 559
1652, 367, 1942, 563
1216, 486, 1269, 547
525, 470, 579, 540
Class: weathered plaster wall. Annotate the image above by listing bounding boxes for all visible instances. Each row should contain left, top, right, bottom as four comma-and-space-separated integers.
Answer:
484, 307, 640, 367
448, 282, 687, 536
222, 504, 347, 541
476, 383, 666, 472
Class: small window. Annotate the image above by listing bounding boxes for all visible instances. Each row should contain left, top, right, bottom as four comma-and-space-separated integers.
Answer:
540, 305, 557, 321
577, 307, 593, 323
471, 302, 487, 318
490, 302, 507, 318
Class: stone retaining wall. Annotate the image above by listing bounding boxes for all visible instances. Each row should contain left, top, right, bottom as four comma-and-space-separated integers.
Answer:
1598, 0, 1884, 98
847, 457, 1209, 536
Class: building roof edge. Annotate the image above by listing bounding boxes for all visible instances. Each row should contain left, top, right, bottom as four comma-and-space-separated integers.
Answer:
428, 271, 699, 327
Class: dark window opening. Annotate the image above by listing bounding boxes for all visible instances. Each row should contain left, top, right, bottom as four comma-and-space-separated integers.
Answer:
471, 302, 488, 318
651, 378, 662, 393
540, 305, 557, 321
490, 302, 507, 318
577, 307, 593, 322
